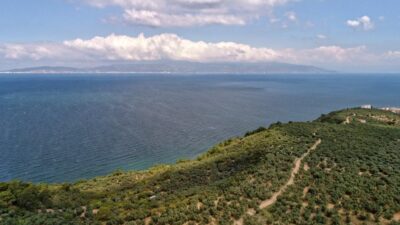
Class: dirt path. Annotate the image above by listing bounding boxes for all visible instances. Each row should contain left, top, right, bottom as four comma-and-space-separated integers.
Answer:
344, 116, 351, 124
259, 139, 322, 209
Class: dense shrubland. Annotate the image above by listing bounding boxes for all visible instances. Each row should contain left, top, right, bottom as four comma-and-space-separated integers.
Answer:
1, 108, 399, 225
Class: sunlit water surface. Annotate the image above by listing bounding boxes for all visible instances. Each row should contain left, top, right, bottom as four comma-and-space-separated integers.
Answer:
0, 74, 399, 182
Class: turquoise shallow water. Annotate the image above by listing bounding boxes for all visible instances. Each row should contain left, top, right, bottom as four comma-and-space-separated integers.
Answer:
0, 74, 399, 183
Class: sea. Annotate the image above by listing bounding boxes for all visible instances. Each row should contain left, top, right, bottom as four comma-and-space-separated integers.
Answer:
0, 74, 399, 183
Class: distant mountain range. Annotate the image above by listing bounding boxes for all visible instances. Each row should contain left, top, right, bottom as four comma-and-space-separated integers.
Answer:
2, 61, 333, 74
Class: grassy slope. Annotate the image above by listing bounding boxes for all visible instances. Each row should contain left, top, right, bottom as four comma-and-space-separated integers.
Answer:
0, 108, 399, 225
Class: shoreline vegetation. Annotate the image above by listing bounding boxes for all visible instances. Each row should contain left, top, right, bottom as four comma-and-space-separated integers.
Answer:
1, 107, 400, 225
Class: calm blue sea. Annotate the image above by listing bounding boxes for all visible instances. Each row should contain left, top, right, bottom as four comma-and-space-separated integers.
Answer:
0, 74, 399, 183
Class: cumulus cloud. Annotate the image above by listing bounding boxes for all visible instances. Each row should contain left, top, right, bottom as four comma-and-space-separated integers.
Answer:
63, 33, 280, 62
1, 33, 398, 71
0, 43, 89, 62
2, 44, 54, 60
79, 0, 293, 27
347, 16, 374, 31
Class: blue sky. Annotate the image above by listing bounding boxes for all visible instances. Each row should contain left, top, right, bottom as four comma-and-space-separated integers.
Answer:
1, 0, 400, 72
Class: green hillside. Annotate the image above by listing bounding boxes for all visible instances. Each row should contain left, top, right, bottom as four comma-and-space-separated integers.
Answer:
1, 108, 400, 225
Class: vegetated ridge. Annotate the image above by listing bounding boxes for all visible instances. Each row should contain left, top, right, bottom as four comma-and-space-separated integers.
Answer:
0, 108, 399, 225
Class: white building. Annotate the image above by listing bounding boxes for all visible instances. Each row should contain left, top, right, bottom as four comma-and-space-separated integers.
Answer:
381, 107, 400, 114
361, 105, 372, 109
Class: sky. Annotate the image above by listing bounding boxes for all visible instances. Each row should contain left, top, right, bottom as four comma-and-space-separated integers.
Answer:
0, 0, 399, 72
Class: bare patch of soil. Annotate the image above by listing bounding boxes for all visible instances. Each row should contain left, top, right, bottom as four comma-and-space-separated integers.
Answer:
393, 212, 400, 221
304, 163, 310, 171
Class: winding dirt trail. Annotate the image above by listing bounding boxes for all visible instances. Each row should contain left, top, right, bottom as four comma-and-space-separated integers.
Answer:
259, 139, 322, 209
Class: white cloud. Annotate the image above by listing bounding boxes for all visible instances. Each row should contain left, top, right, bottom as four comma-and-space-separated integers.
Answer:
296, 46, 368, 63
285, 11, 297, 22
385, 51, 400, 58
63, 33, 280, 62
347, 16, 374, 31
79, 0, 293, 27
316, 34, 327, 39
1, 33, 399, 71
1, 43, 67, 60
122, 10, 246, 27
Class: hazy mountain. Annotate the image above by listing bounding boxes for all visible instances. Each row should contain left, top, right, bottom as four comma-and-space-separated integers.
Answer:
4, 66, 82, 74
3, 61, 333, 74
